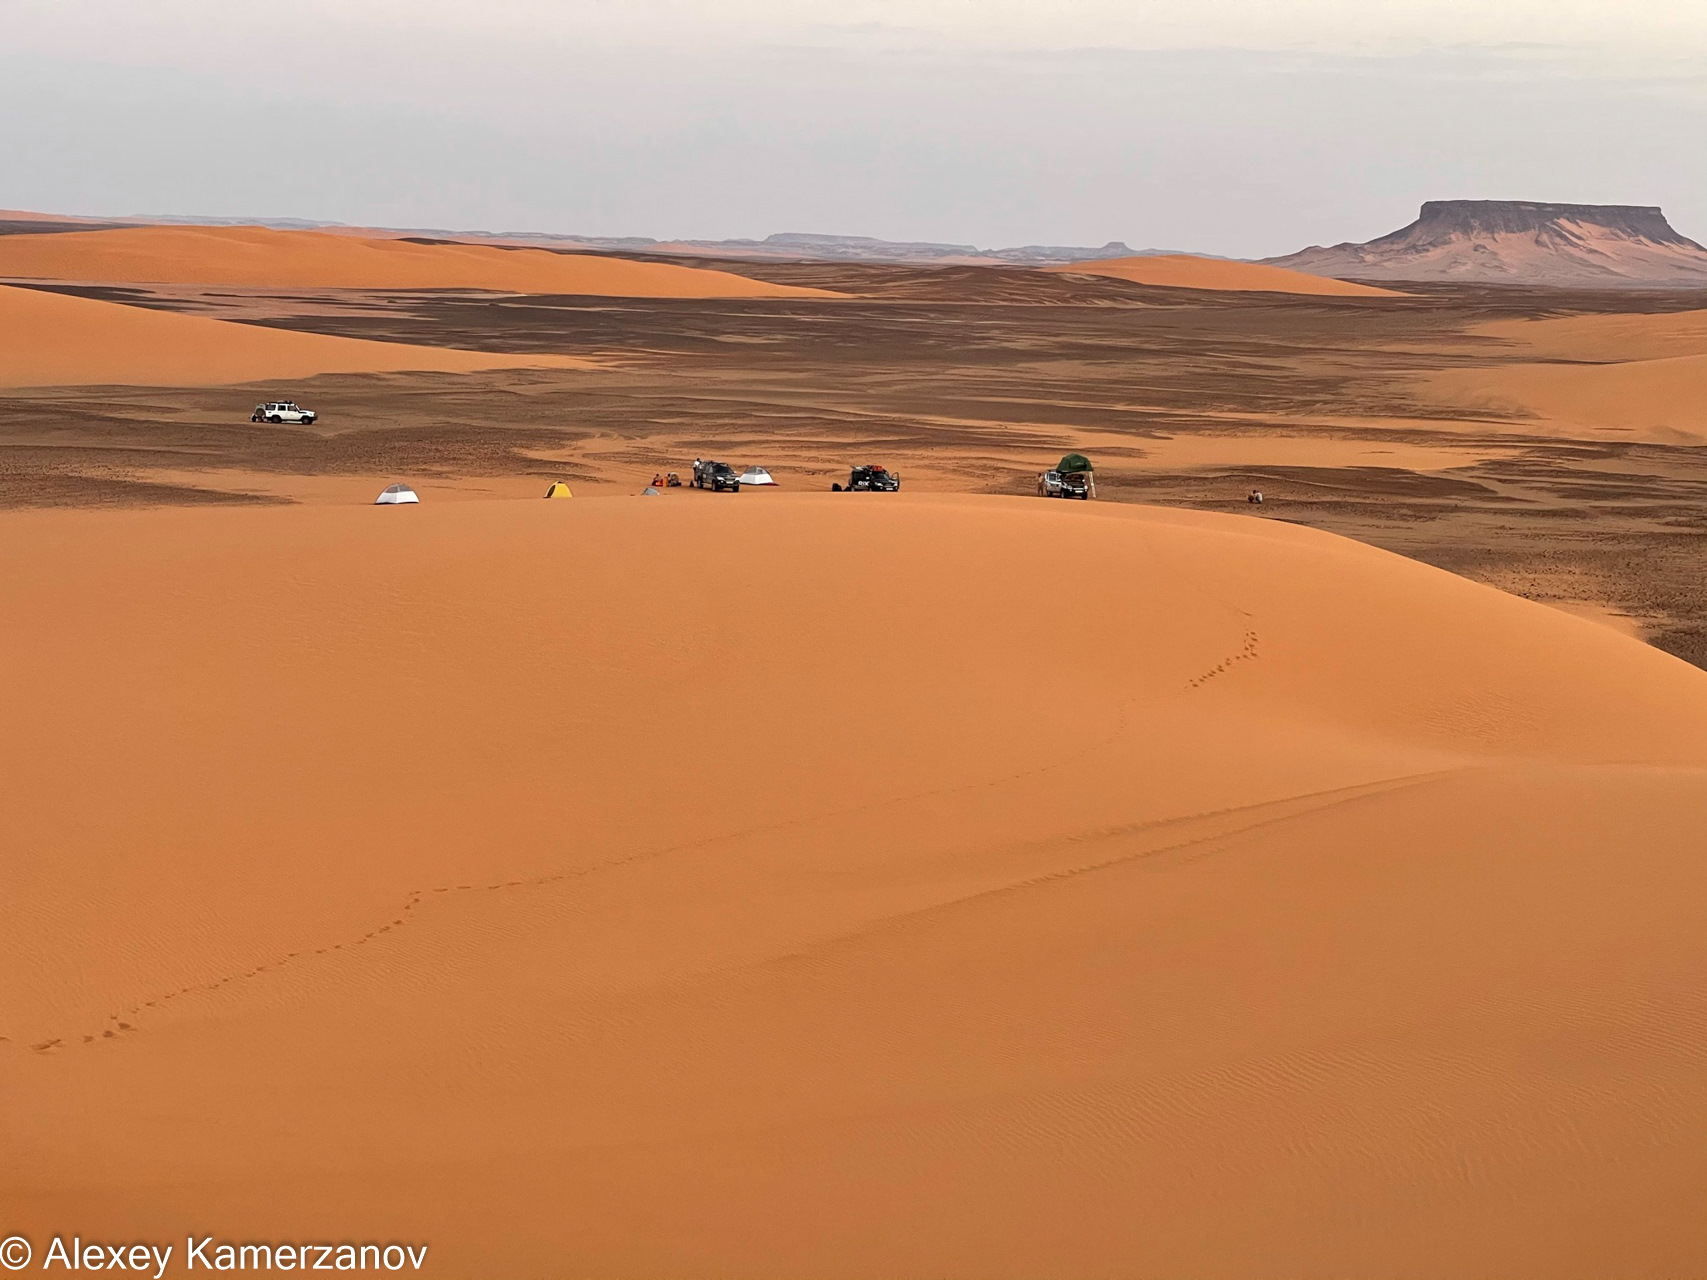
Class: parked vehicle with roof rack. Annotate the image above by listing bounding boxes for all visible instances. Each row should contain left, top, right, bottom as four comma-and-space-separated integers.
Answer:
834, 464, 900, 492
1039, 452, 1094, 499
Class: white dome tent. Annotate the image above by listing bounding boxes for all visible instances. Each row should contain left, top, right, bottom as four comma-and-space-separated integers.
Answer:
375, 484, 419, 505
737, 466, 777, 486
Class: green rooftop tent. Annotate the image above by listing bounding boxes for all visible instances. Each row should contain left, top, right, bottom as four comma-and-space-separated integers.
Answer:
1057, 453, 1093, 476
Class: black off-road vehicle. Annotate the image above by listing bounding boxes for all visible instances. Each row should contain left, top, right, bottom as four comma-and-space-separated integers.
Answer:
1039, 469, 1091, 499
834, 465, 900, 492
1039, 452, 1094, 500
692, 458, 742, 492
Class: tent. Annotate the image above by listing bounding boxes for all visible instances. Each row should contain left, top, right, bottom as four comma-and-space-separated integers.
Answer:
738, 466, 777, 486
544, 481, 573, 499
375, 483, 419, 505
1057, 453, 1093, 476
641, 486, 661, 496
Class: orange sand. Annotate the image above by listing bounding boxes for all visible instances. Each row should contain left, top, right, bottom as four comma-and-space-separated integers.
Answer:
0, 284, 589, 388
1047, 254, 1402, 297
0, 208, 123, 224
1473, 308, 1707, 363
1423, 310, 1707, 443
0, 224, 837, 297
2, 494, 1703, 1277
1428, 354, 1707, 443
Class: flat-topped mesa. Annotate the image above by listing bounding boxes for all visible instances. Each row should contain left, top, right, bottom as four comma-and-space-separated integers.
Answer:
1403, 200, 1700, 247
1264, 200, 1707, 288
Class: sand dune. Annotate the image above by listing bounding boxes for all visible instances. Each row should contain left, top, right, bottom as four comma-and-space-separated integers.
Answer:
1421, 309, 1707, 443
1474, 308, 1707, 363
1426, 354, 1707, 444
1046, 253, 1402, 297
0, 284, 589, 388
0, 224, 837, 297
0, 208, 117, 224
2, 495, 1703, 1277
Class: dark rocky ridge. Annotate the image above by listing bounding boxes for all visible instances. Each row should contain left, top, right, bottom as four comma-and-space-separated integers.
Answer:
1265, 200, 1707, 288
1403, 201, 1701, 245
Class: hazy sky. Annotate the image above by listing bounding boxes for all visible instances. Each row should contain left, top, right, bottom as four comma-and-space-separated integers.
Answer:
5, 0, 1705, 256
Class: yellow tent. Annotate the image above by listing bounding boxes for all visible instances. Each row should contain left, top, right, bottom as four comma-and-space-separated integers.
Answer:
544, 482, 573, 499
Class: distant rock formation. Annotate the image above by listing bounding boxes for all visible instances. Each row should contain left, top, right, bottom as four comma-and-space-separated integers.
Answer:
120, 218, 1152, 266
763, 232, 981, 255
5, 208, 1182, 268
1264, 201, 1707, 288
559, 231, 1146, 266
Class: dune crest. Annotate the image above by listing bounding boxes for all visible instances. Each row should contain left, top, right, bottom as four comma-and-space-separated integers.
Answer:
1419, 308, 1707, 442
0, 224, 838, 297
0, 284, 589, 388
1045, 253, 1402, 297
0, 208, 120, 224
1472, 308, 1707, 363
1425, 354, 1707, 443
3, 495, 1704, 1277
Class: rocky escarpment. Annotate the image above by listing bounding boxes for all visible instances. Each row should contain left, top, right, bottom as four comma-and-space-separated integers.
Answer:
1265, 201, 1707, 288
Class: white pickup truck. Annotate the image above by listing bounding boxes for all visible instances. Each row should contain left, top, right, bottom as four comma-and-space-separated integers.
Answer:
251, 401, 318, 425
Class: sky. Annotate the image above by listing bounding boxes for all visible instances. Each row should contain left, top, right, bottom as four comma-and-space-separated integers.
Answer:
4, 0, 1705, 257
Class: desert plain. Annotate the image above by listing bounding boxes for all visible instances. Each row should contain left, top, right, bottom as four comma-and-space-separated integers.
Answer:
2, 220, 1706, 1277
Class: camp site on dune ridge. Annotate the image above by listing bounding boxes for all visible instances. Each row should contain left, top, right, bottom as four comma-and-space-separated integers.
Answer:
2, 191, 1707, 1280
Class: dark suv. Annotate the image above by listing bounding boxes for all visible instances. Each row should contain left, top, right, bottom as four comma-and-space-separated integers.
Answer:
692, 458, 742, 492
835, 465, 901, 492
